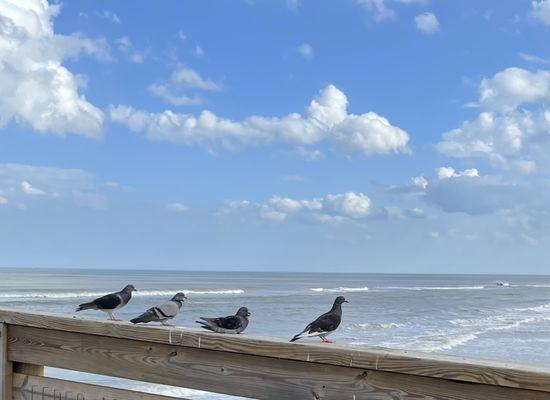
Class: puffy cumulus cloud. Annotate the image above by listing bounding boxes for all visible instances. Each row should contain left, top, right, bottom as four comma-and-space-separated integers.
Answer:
21, 180, 46, 195
0, 0, 105, 138
148, 65, 221, 106
0, 163, 120, 207
415, 12, 440, 36
111, 85, 410, 156
479, 68, 550, 112
436, 166, 479, 179
437, 67, 550, 172
218, 191, 375, 223
531, 0, 550, 26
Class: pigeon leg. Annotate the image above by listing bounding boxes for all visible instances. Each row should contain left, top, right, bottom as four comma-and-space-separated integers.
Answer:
320, 336, 328, 343
108, 312, 121, 321
161, 320, 175, 327
324, 338, 334, 343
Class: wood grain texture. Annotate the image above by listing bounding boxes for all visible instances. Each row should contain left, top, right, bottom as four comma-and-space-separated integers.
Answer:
13, 362, 43, 377
7, 325, 550, 400
1, 308, 550, 393
0, 323, 12, 400
12, 373, 185, 400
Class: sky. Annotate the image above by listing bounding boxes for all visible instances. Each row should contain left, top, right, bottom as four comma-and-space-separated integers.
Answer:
1, 0, 550, 273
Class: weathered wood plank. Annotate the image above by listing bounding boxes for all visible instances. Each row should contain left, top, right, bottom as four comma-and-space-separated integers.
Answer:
1, 308, 549, 393
13, 362, 43, 376
0, 323, 12, 400
7, 325, 550, 400
12, 373, 185, 400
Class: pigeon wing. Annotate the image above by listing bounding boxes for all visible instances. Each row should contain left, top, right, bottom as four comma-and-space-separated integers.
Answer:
155, 301, 180, 319
93, 292, 122, 310
308, 313, 340, 334
220, 315, 242, 330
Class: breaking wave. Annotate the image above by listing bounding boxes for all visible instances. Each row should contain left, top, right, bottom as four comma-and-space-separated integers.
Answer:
379, 285, 485, 291
310, 286, 369, 293
0, 289, 244, 301
352, 302, 550, 353
347, 322, 402, 330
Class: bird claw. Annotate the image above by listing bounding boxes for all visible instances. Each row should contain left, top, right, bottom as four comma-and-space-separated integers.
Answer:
161, 321, 175, 327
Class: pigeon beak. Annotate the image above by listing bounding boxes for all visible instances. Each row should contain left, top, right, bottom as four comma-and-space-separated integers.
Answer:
344, 300, 349, 303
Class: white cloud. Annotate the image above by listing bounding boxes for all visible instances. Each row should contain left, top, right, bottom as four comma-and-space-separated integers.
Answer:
357, 0, 395, 21
21, 181, 47, 196
479, 67, 550, 112
519, 52, 550, 65
219, 191, 374, 222
298, 43, 313, 60
115, 36, 148, 63
0, 163, 116, 207
0, 0, 105, 137
0, 195, 8, 204
96, 10, 121, 24
195, 45, 204, 57
415, 12, 440, 35
531, 0, 550, 25
167, 203, 189, 212
357, 0, 428, 22
436, 167, 479, 180
178, 31, 187, 41
395, 167, 537, 216
412, 175, 428, 189
149, 66, 220, 106
437, 67, 550, 172
111, 84, 410, 156
172, 67, 221, 91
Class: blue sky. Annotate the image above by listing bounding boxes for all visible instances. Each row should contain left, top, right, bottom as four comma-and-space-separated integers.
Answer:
1, 0, 550, 273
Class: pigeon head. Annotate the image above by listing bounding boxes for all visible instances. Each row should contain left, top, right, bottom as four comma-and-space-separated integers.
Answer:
172, 292, 187, 302
237, 307, 251, 317
124, 284, 137, 292
334, 296, 348, 305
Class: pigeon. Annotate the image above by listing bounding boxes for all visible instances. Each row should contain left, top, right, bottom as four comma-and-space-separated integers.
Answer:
130, 292, 187, 326
75, 284, 136, 321
196, 306, 251, 334
290, 296, 348, 343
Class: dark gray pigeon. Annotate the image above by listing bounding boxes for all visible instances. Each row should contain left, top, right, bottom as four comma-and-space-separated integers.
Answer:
130, 292, 187, 326
76, 284, 136, 321
196, 306, 251, 334
290, 296, 348, 343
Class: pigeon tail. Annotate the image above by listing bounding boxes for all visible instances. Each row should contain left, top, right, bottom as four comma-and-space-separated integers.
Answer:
196, 320, 216, 332
131, 309, 156, 324
75, 301, 96, 312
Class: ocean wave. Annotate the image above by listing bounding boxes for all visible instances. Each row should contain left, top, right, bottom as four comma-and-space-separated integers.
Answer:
352, 302, 550, 353
0, 289, 244, 300
379, 285, 485, 291
347, 322, 402, 330
310, 286, 369, 293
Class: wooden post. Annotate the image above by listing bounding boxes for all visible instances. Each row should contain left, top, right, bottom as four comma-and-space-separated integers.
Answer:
0, 323, 13, 400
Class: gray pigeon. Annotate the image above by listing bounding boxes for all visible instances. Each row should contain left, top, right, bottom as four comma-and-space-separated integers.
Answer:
130, 292, 187, 326
196, 306, 251, 334
290, 296, 348, 343
76, 284, 136, 321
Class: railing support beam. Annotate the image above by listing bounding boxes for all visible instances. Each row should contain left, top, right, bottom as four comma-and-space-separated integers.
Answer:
0, 323, 13, 400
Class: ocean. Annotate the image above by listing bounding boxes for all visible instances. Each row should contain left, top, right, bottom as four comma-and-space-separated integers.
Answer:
1, 268, 550, 399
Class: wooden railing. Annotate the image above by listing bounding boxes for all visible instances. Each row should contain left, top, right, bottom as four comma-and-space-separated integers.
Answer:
1, 309, 550, 399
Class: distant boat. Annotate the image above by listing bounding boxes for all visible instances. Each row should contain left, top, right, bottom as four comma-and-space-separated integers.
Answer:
496, 281, 510, 287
